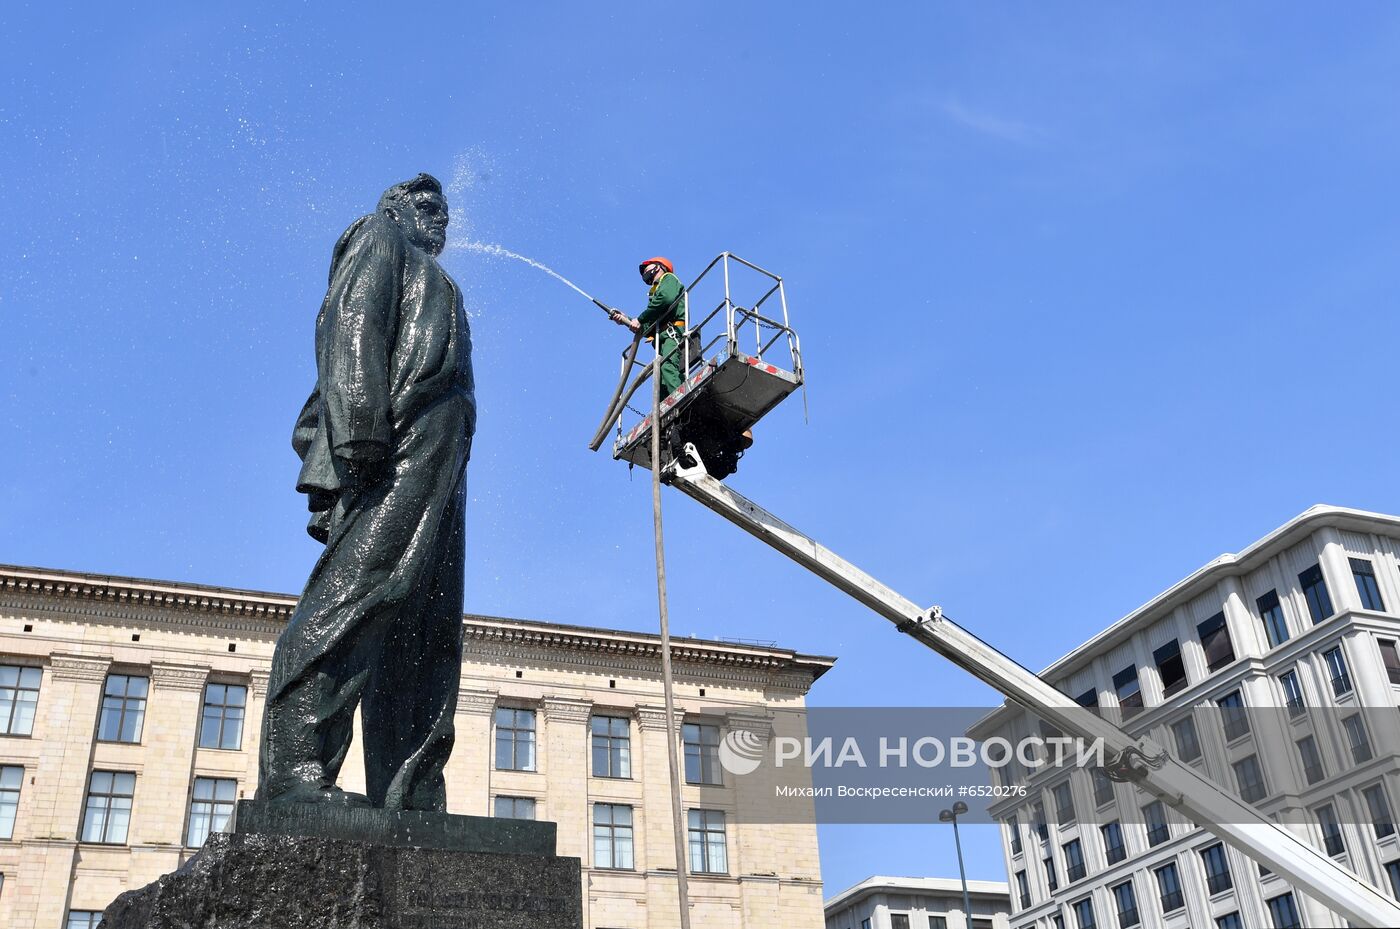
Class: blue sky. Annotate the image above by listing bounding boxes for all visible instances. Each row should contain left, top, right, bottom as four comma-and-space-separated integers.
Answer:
4, 1, 1400, 899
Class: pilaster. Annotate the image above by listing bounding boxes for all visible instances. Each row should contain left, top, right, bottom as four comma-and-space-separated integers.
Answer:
543, 696, 593, 860
445, 687, 498, 816
12, 654, 110, 929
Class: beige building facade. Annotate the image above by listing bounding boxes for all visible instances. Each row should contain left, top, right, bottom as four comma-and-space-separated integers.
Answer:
0, 563, 833, 928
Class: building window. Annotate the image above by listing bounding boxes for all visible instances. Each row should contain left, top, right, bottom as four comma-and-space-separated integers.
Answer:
494, 707, 536, 771
1171, 715, 1201, 762
1343, 713, 1372, 763
1008, 814, 1022, 855
592, 803, 634, 870
1153, 639, 1187, 697
1218, 690, 1250, 741
1364, 784, 1395, 839
1257, 590, 1289, 648
1198, 612, 1235, 672
890, 917, 910, 929
1316, 803, 1345, 856
1142, 800, 1168, 846
1387, 859, 1400, 899
81, 770, 135, 844
1154, 861, 1184, 912
1378, 639, 1400, 685
591, 715, 631, 779
186, 777, 236, 847
1279, 669, 1306, 718
1111, 879, 1139, 928
1075, 688, 1099, 708
1296, 735, 1325, 785
1033, 801, 1049, 841
1063, 838, 1086, 881
1232, 754, 1266, 803
1052, 918, 1064, 929
683, 723, 722, 785
1015, 869, 1030, 909
1101, 820, 1126, 864
1267, 891, 1302, 929
494, 796, 536, 819
1073, 897, 1096, 929
0, 764, 22, 839
1351, 558, 1386, 611
199, 683, 247, 750
861, 920, 872, 929
1216, 914, 1243, 929
1053, 780, 1076, 824
687, 809, 727, 874
1300, 564, 1334, 624
1112, 666, 1142, 717
1201, 842, 1233, 894
0, 665, 41, 736
1044, 854, 1059, 891
98, 674, 148, 743
1324, 645, 1353, 696
66, 913, 103, 929
929, 918, 947, 929
1092, 767, 1115, 806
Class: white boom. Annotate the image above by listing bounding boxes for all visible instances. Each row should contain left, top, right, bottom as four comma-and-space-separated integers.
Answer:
665, 444, 1400, 928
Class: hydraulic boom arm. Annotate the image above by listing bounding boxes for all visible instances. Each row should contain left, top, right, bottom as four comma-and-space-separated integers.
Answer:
665, 444, 1400, 928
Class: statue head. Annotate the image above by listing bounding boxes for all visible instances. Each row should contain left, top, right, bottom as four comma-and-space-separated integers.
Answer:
378, 173, 449, 256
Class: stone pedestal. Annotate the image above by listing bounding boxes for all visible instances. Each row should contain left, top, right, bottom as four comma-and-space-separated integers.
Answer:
99, 803, 583, 929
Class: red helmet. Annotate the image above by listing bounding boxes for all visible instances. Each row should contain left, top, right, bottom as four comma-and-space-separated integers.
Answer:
639, 256, 674, 275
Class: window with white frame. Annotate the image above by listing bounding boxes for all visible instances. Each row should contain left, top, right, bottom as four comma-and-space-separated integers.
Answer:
494, 796, 536, 820
199, 683, 247, 750
593, 803, 634, 869
0, 764, 21, 839
687, 809, 727, 874
186, 777, 236, 847
1363, 784, 1395, 839
495, 707, 536, 771
97, 674, 147, 743
683, 722, 722, 785
590, 715, 631, 779
0, 665, 41, 736
81, 770, 135, 844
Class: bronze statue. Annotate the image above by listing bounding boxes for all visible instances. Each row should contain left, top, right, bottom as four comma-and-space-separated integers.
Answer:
258, 174, 475, 810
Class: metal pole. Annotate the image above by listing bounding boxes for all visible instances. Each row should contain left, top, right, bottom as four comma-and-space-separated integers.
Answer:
649, 344, 692, 929
940, 803, 972, 927
951, 816, 972, 927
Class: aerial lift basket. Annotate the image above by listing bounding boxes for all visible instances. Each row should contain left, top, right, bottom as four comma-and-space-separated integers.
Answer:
589, 252, 804, 475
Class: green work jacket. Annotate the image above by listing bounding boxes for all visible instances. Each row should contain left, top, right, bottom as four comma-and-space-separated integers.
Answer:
636, 271, 686, 336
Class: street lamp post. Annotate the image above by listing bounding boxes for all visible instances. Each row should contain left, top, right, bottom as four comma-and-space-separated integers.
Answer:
939, 802, 973, 928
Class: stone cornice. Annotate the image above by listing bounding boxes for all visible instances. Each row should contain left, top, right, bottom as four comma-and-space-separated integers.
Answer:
542, 696, 593, 723
49, 653, 111, 682
635, 704, 681, 732
150, 662, 211, 692
723, 711, 774, 737
457, 688, 499, 715
0, 564, 835, 692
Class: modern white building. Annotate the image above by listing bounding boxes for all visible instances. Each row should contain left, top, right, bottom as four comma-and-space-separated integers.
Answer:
969, 505, 1400, 929
824, 875, 1011, 929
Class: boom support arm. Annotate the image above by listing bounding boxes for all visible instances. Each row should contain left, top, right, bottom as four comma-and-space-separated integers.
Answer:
664, 445, 1400, 928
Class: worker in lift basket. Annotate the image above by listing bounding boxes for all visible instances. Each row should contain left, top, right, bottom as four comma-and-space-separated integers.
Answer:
608, 256, 688, 400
